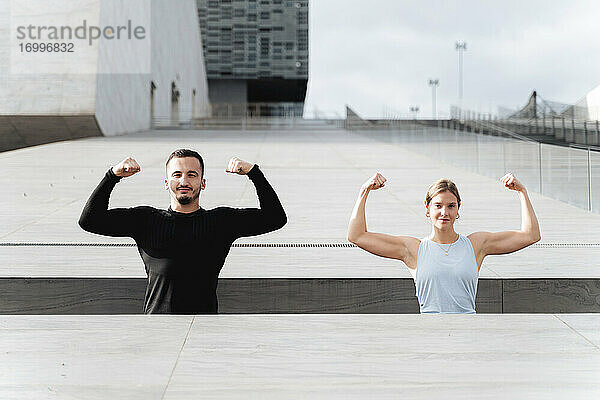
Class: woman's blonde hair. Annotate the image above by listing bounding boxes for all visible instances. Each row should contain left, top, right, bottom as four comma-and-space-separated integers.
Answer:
425, 179, 461, 208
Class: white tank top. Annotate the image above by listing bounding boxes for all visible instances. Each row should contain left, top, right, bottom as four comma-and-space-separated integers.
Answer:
414, 234, 478, 314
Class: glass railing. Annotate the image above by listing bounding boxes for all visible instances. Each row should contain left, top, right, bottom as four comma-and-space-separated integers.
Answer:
151, 102, 307, 127
592, 151, 600, 213
346, 113, 599, 214
210, 102, 305, 118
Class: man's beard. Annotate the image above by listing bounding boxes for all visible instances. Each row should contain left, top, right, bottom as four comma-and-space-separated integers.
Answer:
176, 189, 200, 205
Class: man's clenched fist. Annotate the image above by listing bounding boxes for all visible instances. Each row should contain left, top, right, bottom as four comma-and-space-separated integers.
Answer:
112, 157, 141, 178
225, 157, 254, 175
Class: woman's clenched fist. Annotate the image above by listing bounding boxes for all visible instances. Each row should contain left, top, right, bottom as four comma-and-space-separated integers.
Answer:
361, 172, 386, 193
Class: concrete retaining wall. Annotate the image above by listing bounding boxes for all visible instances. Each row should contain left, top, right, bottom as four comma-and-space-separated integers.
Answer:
2, 278, 598, 314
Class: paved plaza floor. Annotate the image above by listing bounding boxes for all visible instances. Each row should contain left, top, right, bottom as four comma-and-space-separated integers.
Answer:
2, 314, 600, 399
1, 126, 600, 398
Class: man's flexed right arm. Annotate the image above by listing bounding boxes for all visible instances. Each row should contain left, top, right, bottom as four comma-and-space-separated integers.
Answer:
79, 157, 144, 237
111, 157, 141, 178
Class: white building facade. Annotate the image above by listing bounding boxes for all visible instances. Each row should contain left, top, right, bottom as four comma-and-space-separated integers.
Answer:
0, 0, 210, 151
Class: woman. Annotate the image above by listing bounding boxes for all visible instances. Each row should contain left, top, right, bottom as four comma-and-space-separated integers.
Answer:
347, 173, 540, 314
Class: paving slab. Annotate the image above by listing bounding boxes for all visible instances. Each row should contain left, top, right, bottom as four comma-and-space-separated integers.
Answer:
4, 314, 593, 399
0, 315, 193, 400
166, 314, 600, 399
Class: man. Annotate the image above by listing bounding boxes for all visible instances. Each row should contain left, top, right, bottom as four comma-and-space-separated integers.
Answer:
79, 149, 287, 314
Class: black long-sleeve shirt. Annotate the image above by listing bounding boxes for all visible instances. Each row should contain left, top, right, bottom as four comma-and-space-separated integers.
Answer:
79, 165, 286, 314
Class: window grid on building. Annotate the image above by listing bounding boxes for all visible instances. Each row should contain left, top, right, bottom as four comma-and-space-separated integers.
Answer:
197, 0, 308, 80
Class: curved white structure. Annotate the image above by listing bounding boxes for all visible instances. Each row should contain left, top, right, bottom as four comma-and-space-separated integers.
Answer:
0, 0, 210, 150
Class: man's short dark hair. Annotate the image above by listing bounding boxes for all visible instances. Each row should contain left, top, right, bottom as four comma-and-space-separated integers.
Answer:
166, 149, 204, 177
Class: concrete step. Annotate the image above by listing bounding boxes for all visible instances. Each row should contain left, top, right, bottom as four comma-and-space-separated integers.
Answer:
4, 314, 599, 398
153, 118, 345, 130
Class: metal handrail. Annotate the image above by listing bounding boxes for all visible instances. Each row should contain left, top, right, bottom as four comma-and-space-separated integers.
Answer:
569, 143, 600, 152
477, 121, 538, 143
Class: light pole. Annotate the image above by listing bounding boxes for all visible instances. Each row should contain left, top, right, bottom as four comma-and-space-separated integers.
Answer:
428, 79, 439, 119
409, 106, 420, 119
455, 41, 467, 108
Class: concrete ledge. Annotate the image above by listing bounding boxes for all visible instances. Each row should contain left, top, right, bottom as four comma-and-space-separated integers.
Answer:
0, 278, 146, 314
0, 115, 102, 152
503, 279, 600, 313
1, 278, 595, 314
2, 314, 599, 398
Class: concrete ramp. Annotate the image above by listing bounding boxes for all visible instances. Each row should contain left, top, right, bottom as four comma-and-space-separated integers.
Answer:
0, 115, 101, 152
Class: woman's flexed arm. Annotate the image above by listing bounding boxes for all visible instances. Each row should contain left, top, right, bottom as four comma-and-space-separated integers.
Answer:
470, 173, 541, 258
347, 173, 418, 263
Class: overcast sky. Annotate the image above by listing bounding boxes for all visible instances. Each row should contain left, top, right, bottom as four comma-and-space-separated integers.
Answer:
303, 0, 600, 118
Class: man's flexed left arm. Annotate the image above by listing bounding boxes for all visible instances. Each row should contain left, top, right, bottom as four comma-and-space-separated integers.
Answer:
225, 157, 287, 237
